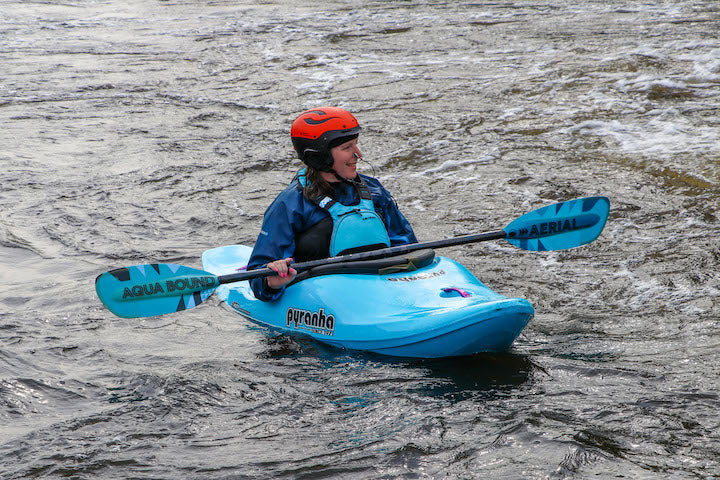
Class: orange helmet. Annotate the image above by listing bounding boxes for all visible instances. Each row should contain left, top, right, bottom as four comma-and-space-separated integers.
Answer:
291, 107, 361, 171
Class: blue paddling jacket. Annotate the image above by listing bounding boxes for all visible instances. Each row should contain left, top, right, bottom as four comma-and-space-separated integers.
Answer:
248, 173, 417, 301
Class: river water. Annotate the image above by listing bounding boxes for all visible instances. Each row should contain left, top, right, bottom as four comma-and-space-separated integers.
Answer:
1, 0, 719, 478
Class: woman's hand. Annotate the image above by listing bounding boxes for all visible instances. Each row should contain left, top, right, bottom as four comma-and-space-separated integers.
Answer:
265, 257, 297, 289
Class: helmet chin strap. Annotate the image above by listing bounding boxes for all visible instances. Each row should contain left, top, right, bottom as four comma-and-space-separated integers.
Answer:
330, 153, 362, 183
332, 170, 353, 183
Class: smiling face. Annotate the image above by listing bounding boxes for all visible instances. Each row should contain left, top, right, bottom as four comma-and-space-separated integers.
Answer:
323, 137, 362, 180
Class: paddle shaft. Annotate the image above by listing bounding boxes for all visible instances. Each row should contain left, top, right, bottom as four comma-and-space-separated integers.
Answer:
217, 230, 507, 285
95, 196, 609, 318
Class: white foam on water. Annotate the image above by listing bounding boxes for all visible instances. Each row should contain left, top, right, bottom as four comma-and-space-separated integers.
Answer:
662, 40, 720, 83
413, 156, 495, 177
613, 263, 718, 315
406, 199, 427, 212
499, 107, 526, 121
613, 75, 688, 92
563, 114, 719, 157
686, 55, 720, 85
556, 37, 720, 162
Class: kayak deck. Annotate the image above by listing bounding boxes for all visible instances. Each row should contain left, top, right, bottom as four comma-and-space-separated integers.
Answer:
202, 245, 533, 358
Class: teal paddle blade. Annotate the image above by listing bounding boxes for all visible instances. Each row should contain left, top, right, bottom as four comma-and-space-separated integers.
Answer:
503, 196, 610, 251
95, 263, 218, 318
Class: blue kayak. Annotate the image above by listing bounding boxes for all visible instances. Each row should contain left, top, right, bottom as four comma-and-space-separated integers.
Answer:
201, 245, 533, 358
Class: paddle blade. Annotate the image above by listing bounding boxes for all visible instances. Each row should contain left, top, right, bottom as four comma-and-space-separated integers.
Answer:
95, 264, 218, 318
503, 196, 610, 251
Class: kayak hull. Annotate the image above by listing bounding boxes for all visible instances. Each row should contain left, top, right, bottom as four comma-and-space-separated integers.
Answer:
202, 245, 533, 358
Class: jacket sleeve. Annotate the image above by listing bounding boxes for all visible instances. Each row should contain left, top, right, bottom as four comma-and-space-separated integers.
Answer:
383, 194, 418, 246
247, 196, 298, 302
365, 176, 418, 246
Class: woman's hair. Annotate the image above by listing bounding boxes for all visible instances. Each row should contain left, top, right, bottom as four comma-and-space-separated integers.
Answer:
302, 166, 336, 202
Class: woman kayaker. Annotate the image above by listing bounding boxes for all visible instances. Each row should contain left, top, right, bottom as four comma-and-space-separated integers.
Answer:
247, 106, 417, 301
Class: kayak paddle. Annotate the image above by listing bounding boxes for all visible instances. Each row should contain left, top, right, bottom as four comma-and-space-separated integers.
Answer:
96, 196, 609, 318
